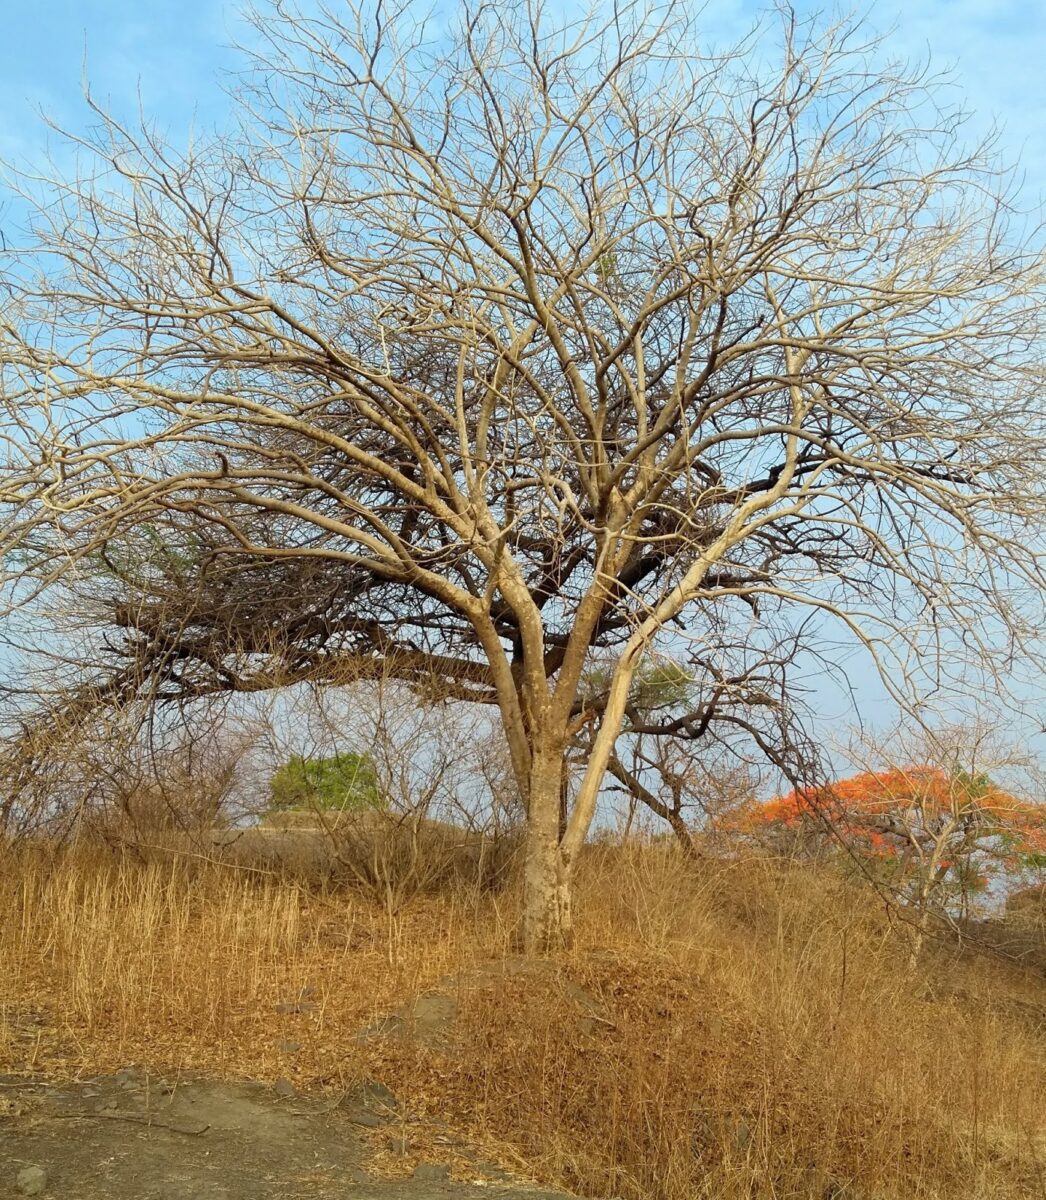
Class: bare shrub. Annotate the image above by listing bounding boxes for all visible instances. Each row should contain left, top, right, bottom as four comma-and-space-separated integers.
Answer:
0, 697, 253, 846
214, 679, 525, 904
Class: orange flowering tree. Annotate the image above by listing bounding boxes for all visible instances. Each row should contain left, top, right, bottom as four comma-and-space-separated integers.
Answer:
736, 766, 1046, 920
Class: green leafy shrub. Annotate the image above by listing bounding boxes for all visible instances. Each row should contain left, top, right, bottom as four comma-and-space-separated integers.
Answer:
269, 752, 384, 813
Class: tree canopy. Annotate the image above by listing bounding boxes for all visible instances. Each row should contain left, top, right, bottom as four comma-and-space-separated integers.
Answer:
734, 766, 1046, 914
269, 751, 384, 814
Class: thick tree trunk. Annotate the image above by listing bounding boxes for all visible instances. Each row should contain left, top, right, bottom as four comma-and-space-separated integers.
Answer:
522, 749, 573, 954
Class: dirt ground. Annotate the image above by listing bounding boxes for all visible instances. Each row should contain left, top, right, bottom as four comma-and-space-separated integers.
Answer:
0, 1070, 576, 1200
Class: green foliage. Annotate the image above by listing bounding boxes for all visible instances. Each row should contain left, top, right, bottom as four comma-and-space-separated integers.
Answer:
269, 752, 384, 813
954, 768, 993, 801
582, 657, 696, 715
594, 250, 621, 291
631, 660, 696, 712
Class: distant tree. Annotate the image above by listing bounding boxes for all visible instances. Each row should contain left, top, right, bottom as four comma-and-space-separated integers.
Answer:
269, 751, 384, 815
2, 2, 1045, 948
735, 766, 1046, 942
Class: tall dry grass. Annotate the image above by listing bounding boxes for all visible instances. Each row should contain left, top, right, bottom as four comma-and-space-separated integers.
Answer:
0, 839, 1043, 1199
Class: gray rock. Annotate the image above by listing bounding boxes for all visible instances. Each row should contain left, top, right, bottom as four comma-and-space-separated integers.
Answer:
273, 1078, 296, 1098
353, 1013, 406, 1043
349, 1079, 399, 1113
386, 1134, 412, 1155
732, 1118, 754, 1151
16, 1165, 47, 1196
413, 1163, 451, 1182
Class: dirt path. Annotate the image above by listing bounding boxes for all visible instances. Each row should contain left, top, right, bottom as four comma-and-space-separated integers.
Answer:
0, 1071, 576, 1200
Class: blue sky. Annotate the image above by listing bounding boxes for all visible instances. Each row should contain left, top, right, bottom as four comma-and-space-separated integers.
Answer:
1, 0, 1045, 197
0, 0, 1042, 765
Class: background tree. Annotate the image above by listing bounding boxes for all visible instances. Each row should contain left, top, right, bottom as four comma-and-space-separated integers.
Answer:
269, 751, 384, 815
578, 646, 807, 857
733, 724, 1046, 958
2, 1, 1045, 948
739, 768, 1045, 897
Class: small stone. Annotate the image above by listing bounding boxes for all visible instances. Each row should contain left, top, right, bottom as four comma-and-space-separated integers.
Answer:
273, 1078, 296, 1098
386, 1134, 412, 1155
16, 1165, 47, 1196
166, 1118, 210, 1136
346, 1166, 371, 1184
471, 1162, 513, 1183
350, 1079, 399, 1113
277, 1039, 302, 1054
412, 1163, 450, 1182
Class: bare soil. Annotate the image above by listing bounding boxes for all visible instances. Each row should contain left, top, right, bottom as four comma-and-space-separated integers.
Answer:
0, 1070, 576, 1200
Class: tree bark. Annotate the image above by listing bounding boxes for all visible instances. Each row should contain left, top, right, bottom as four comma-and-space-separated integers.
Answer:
522, 745, 573, 954
666, 811, 703, 861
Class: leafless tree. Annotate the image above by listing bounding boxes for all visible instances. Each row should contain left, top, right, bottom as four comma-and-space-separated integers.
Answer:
2, 1, 1044, 948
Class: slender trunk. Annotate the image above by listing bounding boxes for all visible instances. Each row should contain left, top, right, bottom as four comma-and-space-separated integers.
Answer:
907, 908, 930, 972
907, 860, 948, 970
667, 811, 702, 861
623, 795, 637, 840
522, 745, 573, 954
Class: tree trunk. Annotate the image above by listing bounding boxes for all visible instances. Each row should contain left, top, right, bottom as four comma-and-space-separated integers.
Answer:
667, 811, 702, 861
522, 749, 573, 954
907, 908, 930, 972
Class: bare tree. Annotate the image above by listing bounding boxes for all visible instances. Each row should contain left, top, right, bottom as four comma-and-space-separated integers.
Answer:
2, 1, 1044, 948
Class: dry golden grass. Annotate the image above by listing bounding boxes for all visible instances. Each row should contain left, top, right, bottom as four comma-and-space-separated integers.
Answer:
1, 839, 1044, 1199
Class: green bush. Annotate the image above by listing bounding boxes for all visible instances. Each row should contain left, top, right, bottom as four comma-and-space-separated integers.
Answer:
269, 752, 385, 813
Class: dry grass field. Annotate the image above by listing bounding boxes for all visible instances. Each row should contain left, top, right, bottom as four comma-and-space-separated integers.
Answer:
1, 839, 1044, 1199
